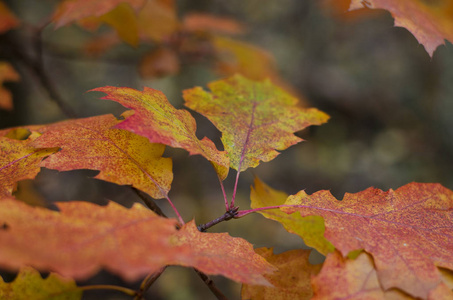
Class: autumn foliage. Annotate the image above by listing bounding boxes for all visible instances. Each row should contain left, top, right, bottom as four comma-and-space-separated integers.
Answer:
1, 0, 453, 299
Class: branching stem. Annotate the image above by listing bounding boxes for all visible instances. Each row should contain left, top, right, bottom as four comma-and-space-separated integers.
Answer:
197, 206, 239, 232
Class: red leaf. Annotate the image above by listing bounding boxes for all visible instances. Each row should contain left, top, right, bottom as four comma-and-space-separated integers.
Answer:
282, 183, 453, 298
350, 0, 453, 56
52, 0, 145, 28
312, 250, 453, 300
0, 199, 275, 285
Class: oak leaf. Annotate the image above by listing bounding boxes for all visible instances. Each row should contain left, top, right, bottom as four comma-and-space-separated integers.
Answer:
31, 113, 172, 199
52, 0, 145, 28
91, 86, 229, 180
250, 177, 334, 255
0, 2, 19, 34
0, 199, 274, 285
0, 62, 20, 111
281, 182, 453, 298
184, 75, 329, 172
0, 266, 81, 300
241, 248, 321, 300
0, 136, 57, 198
350, 0, 453, 57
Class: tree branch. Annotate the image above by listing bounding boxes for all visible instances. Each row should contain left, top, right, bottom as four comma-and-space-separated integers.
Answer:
193, 268, 228, 300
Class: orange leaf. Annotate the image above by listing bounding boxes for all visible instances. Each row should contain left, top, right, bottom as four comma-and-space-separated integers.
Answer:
183, 13, 245, 35
52, 0, 144, 27
139, 47, 180, 78
212, 36, 277, 81
350, 0, 453, 56
184, 75, 329, 172
171, 220, 275, 285
0, 136, 57, 198
31, 114, 173, 199
241, 248, 321, 300
0, 1, 19, 34
282, 183, 453, 298
0, 199, 274, 284
0, 62, 20, 111
137, 0, 179, 42
91, 87, 229, 180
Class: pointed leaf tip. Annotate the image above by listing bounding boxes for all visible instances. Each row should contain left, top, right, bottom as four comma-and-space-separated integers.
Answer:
349, 0, 453, 57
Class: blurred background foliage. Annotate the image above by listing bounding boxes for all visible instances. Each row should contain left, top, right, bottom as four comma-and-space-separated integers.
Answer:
1, 0, 453, 299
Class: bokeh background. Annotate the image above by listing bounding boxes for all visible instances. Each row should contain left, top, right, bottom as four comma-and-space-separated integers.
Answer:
1, 0, 453, 299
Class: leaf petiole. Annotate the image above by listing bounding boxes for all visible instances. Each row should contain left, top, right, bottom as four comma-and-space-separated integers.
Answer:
77, 284, 137, 297
235, 205, 287, 218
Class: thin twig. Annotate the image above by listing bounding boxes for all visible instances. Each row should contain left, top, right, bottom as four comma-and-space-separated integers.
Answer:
133, 188, 166, 218
77, 284, 137, 296
165, 194, 185, 225
135, 266, 167, 300
193, 269, 228, 300
197, 206, 239, 232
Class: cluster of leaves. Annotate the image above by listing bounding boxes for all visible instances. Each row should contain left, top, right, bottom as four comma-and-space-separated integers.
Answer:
1, 0, 453, 299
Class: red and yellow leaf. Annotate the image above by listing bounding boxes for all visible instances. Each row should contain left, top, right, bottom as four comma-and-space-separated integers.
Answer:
184, 75, 329, 172
52, 0, 145, 28
0, 62, 20, 111
31, 114, 172, 199
0, 136, 57, 198
250, 177, 334, 255
0, 199, 274, 285
0, 1, 19, 34
350, 0, 453, 56
91, 87, 229, 180
241, 247, 321, 300
0, 266, 81, 300
281, 182, 453, 298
